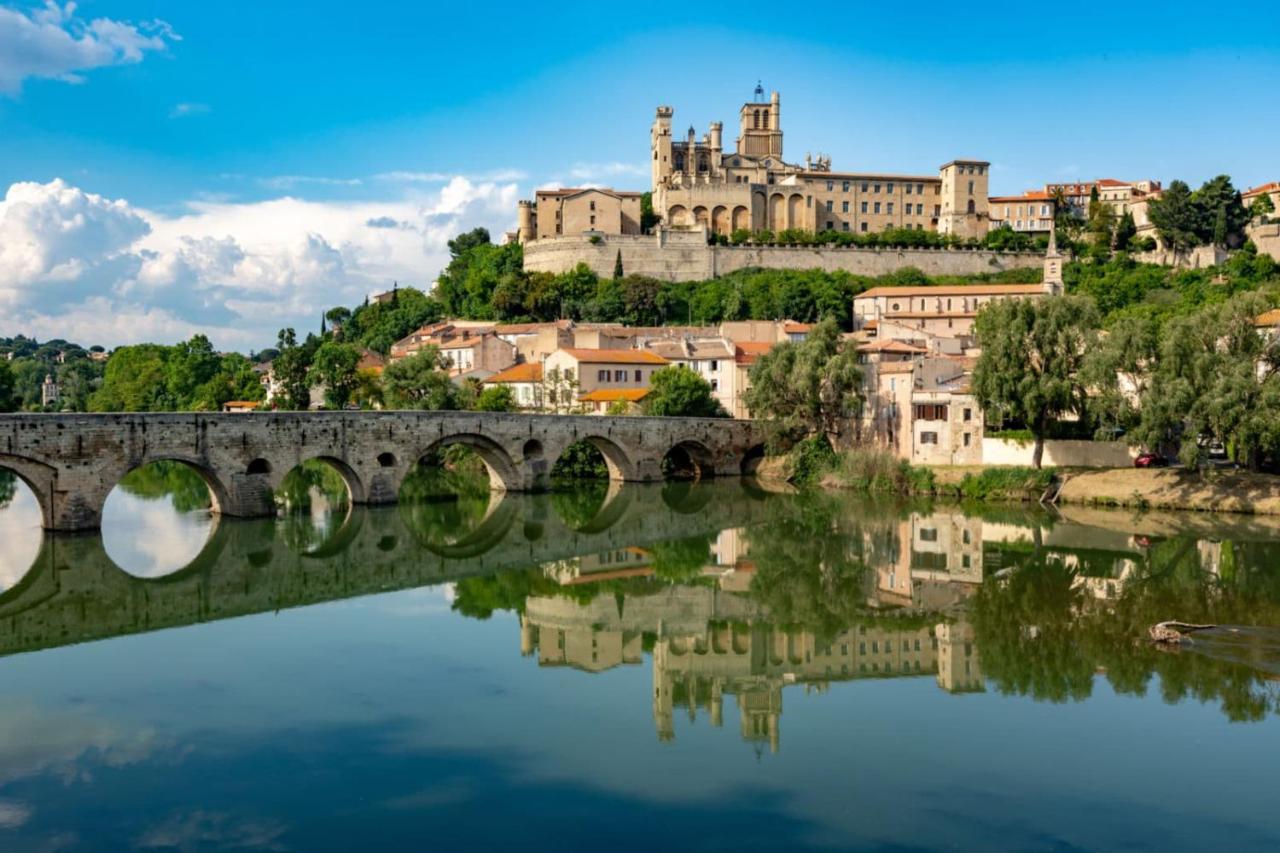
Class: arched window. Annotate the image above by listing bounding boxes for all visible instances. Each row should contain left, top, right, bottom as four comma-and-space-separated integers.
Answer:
674, 153, 685, 172
698, 156, 708, 173
753, 109, 761, 129
967, 199, 976, 214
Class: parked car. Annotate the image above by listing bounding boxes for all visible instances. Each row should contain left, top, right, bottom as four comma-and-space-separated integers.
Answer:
1134, 452, 1168, 468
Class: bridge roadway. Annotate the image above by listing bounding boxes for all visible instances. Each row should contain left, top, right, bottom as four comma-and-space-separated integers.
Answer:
0, 411, 767, 531
0, 481, 776, 660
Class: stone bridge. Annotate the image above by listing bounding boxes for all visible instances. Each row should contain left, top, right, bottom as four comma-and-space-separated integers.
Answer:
0, 412, 767, 531
0, 481, 777, 658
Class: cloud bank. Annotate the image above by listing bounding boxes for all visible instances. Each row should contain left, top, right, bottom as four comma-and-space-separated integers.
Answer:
0, 176, 520, 350
0, 1, 176, 94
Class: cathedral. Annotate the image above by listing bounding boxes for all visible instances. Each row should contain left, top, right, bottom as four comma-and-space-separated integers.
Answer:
516, 86, 992, 244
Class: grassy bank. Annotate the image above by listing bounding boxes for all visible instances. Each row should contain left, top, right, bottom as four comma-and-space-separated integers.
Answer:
759, 443, 1280, 514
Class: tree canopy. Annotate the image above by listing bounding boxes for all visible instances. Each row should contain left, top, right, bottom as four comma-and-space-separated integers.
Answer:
642, 366, 728, 418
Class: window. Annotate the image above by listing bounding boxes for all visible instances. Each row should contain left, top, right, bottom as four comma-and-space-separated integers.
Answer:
589, 215, 595, 225
826, 200, 833, 212
963, 408, 972, 421
842, 181, 850, 192
968, 180, 974, 194
920, 528, 938, 542
860, 222, 868, 232
635, 369, 641, 381
963, 432, 971, 447
710, 360, 718, 372
914, 404, 947, 421
861, 201, 868, 213
886, 182, 895, 194
843, 222, 850, 231
873, 183, 881, 193
614, 370, 626, 381
710, 379, 718, 391
905, 183, 913, 195
598, 369, 608, 382
934, 204, 941, 216
917, 183, 924, 194
887, 202, 894, 214
861, 182, 869, 192
826, 220, 833, 230
589, 200, 596, 211
827, 180, 834, 191
920, 431, 939, 444
916, 203, 924, 215
565, 368, 574, 381
842, 201, 849, 212
874, 202, 881, 214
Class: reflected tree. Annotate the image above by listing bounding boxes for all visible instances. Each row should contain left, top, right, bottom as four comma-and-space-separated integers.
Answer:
116, 461, 212, 513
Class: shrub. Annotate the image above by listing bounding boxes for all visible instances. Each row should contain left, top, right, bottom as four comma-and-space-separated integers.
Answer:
956, 467, 1056, 501
834, 447, 935, 494
790, 436, 838, 484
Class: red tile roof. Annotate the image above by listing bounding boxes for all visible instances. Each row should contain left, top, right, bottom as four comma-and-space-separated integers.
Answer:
579, 388, 652, 403
486, 363, 543, 383
734, 341, 773, 365
857, 283, 1043, 299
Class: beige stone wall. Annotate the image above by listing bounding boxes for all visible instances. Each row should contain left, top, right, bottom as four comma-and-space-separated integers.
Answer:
1248, 223, 1280, 261
536, 190, 641, 239
523, 231, 1043, 282
980, 438, 1137, 468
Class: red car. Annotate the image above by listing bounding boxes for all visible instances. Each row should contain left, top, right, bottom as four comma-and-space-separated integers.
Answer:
1134, 452, 1168, 468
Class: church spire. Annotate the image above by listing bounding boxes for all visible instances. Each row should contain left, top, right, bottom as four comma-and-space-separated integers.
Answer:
1044, 222, 1064, 296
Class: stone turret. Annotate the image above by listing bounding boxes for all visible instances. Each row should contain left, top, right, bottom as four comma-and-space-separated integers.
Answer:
517, 200, 535, 244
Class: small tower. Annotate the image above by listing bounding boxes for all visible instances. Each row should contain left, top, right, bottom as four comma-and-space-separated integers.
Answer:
651, 105, 674, 189
938, 160, 991, 240
1043, 224, 1064, 296
41, 374, 59, 409
517, 199, 536, 243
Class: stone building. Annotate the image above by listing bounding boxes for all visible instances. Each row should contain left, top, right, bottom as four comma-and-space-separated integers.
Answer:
853, 282, 1047, 338
541, 348, 669, 412
517, 86, 990, 243
389, 323, 516, 377
988, 191, 1055, 235
518, 188, 643, 242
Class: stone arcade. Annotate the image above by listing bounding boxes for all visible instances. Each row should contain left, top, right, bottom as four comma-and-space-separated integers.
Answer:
0, 412, 766, 531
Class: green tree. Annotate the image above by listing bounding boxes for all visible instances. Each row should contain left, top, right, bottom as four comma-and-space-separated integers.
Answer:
972, 295, 1101, 467
1148, 180, 1200, 252
1081, 313, 1160, 438
1250, 192, 1275, 221
613, 249, 624, 280
743, 318, 863, 446
0, 360, 15, 412
640, 191, 659, 233
89, 345, 171, 411
383, 348, 462, 410
642, 365, 728, 418
1192, 175, 1249, 248
272, 328, 314, 410
1113, 211, 1137, 252
311, 341, 362, 408
472, 384, 517, 412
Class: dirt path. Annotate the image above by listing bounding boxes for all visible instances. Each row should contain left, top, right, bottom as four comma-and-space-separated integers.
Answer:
1056, 468, 1280, 515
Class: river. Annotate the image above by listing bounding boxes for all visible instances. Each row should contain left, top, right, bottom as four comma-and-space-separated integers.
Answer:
0, 463, 1278, 850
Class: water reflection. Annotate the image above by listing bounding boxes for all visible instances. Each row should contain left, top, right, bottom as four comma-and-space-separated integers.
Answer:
2, 474, 1280, 848
0, 470, 41, 592
275, 459, 352, 554
101, 461, 217, 578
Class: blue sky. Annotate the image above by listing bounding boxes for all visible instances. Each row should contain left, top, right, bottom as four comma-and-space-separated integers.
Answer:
1, 0, 1278, 348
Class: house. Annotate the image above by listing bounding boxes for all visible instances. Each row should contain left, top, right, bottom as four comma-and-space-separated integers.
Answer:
863, 355, 982, 465
483, 362, 544, 410
853, 283, 1047, 338
541, 348, 669, 413
494, 321, 575, 364
729, 341, 773, 419
356, 348, 386, 374
390, 323, 516, 377
222, 400, 260, 413
987, 191, 1055, 234
579, 387, 652, 414
641, 337, 737, 413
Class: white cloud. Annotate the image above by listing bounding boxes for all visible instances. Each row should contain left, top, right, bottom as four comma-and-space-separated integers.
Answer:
0, 176, 520, 350
0, 1, 176, 95
169, 101, 210, 118
565, 162, 647, 182
258, 175, 363, 190
375, 168, 528, 184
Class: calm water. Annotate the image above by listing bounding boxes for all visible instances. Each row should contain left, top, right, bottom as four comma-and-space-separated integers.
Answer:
1, 465, 1280, 851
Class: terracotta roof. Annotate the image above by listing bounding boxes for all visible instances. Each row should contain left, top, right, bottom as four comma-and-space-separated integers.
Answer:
878, 362, 916, 374
782, 321, 812, 333
1255, 309, 1280, 327
734, 341, 773, 365
858, 340, 929, 354
889, 311, 979, 320
863, 319, 879, 330
579, 387, 652, 403
1096, 178, 1128, 187
495, 321, 572, 334
222, 400, 260, 409
857, 283, 1044, 299
557, 348, 669, 365
486, 362, 543, 383
535, 187, 643, 199
989, 191, 1054, 202
1244, 182, 1280, 198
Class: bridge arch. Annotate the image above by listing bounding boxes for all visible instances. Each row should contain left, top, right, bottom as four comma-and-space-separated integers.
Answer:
662, 438, 718, 480
114, 455, 232, 516
553, 435, 637, 483
416, 433, 519, 492
0, 453, 55, 530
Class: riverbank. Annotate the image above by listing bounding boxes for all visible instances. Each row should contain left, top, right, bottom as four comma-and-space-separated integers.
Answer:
759, 451, 1280, 515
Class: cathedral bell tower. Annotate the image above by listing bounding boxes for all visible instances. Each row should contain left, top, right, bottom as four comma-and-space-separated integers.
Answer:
1043, 225, 1064, 296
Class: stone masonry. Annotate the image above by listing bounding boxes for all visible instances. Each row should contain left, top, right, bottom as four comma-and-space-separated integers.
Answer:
0, 411, 765, 531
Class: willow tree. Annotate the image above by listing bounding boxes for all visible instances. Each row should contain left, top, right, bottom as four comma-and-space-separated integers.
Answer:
743, 318, 862, 447
972, 295, 1100, 468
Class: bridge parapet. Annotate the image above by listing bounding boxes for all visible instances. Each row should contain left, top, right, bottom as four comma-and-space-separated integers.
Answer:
0, 412, 766, 531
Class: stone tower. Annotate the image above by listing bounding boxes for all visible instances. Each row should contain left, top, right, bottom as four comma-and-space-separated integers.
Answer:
651, 105, 674, 189
736, 88, 783, 159
1043, 224, 1064, 295
938, 160, 990, 240
516, 200, 535, 244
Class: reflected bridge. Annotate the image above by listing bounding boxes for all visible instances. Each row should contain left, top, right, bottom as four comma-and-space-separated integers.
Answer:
0, 411, 767, 531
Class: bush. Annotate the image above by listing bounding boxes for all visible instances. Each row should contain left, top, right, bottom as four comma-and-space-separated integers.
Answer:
790, 436, 838, 484
955, 467, 1056, 501
834, 447, 935, 494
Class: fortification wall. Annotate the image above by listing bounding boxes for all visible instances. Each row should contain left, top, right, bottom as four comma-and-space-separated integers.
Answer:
522, 232, 1044, 282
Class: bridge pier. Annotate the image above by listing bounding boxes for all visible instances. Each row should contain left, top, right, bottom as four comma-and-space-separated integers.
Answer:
0, 412, 767, 532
